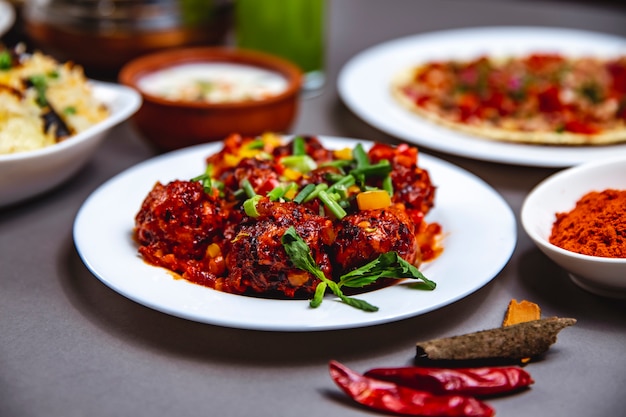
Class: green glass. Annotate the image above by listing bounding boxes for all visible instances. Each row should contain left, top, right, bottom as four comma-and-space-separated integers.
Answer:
235, 0, 325, 91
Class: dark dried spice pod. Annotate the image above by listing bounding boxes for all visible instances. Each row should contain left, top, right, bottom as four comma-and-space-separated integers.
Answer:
416, 317, 576, 362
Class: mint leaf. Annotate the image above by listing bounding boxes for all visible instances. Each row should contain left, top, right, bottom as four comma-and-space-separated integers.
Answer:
339, 251, 436, 290
339, 296, 379, 312
281, 227, 325, 280
281, 228, 435, 311
281, 227, 379, 312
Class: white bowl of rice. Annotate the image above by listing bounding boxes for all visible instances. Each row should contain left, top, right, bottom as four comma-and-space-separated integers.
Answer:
0, 49, 141, 207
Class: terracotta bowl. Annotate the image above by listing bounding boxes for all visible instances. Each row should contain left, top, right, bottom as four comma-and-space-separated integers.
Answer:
118, 47, 302, 151
521, 156, 626, 299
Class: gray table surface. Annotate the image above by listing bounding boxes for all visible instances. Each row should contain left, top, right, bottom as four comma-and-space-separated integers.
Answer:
2, 1, 626, 416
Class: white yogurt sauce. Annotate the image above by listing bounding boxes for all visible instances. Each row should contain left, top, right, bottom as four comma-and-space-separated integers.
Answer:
138, 63, 289, 103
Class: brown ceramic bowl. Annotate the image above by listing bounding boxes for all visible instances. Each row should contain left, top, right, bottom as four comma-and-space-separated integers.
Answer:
118, 47, 303, 151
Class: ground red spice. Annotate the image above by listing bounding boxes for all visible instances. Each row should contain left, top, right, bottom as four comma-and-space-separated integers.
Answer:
549, 189, 626, 258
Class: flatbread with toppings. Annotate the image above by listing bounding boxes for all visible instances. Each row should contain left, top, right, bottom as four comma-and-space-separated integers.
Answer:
391, 53, 626, 145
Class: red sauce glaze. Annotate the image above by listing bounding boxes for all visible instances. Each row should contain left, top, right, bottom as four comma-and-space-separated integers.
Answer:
134, 134, 443, 299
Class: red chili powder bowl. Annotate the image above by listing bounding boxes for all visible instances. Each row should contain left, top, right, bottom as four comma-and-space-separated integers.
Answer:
549, 189, 626, 258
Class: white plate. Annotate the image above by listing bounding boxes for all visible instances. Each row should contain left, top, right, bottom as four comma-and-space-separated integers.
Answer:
73, 137, 516, 331
0, 1, 15, 38
0, 81, 142, 207
338, 26, 626, 168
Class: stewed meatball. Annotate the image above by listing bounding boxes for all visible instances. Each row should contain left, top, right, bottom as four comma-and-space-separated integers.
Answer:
332, 205, 421, 276
368, 143, 436, 223
135, 180, 225, 259
134, 180, 229, 288
225, 197, 334, 298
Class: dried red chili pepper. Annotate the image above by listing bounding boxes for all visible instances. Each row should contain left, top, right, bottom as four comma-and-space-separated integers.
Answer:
364, 366, 534, 397
329, 361, 494, 417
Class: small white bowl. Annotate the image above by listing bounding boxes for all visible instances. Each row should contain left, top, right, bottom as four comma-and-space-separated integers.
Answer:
521, 157, 626, 298
0, 81, 141, 207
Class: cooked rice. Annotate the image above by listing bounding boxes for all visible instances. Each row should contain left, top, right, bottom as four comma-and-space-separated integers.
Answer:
0, 50, 109, 155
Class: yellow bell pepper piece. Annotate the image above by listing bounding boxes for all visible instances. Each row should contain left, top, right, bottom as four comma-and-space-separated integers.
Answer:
333, 147, 353, 160
284, 187, 298, 200
224, 153, 241, 167
282, 168, 302, 181
238, 148, 261, 159
206, 243, 221, 258
261, 132, 283, 148
356, 190, 392, 210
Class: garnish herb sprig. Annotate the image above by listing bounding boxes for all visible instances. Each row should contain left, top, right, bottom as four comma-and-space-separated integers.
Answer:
281, 227, 378, 312
189, 138, 434, 312
281, 227, 436, 312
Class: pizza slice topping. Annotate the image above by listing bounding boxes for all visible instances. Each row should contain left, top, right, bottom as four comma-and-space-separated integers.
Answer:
394, 53, 626, 144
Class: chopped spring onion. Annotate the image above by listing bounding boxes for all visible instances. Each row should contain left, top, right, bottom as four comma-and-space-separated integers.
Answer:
292, 136, 306, 156
324, 172, 345, 183
268, 183, 297, 201
303, 183, 329, 203
243, 195, 262, 217
191, 164, 216, 193
293, 183, 316, 204
352, 143, 370, 168
319, 159, 352, 173
350, 160, 392, 180
281, 154, 317, 173
327, 174, 356, 194
232, 188, 247, 200
241, 178, 257, 198
382, 175, 394, 196
267, 185, 286, 201
318, 190, 347, 219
